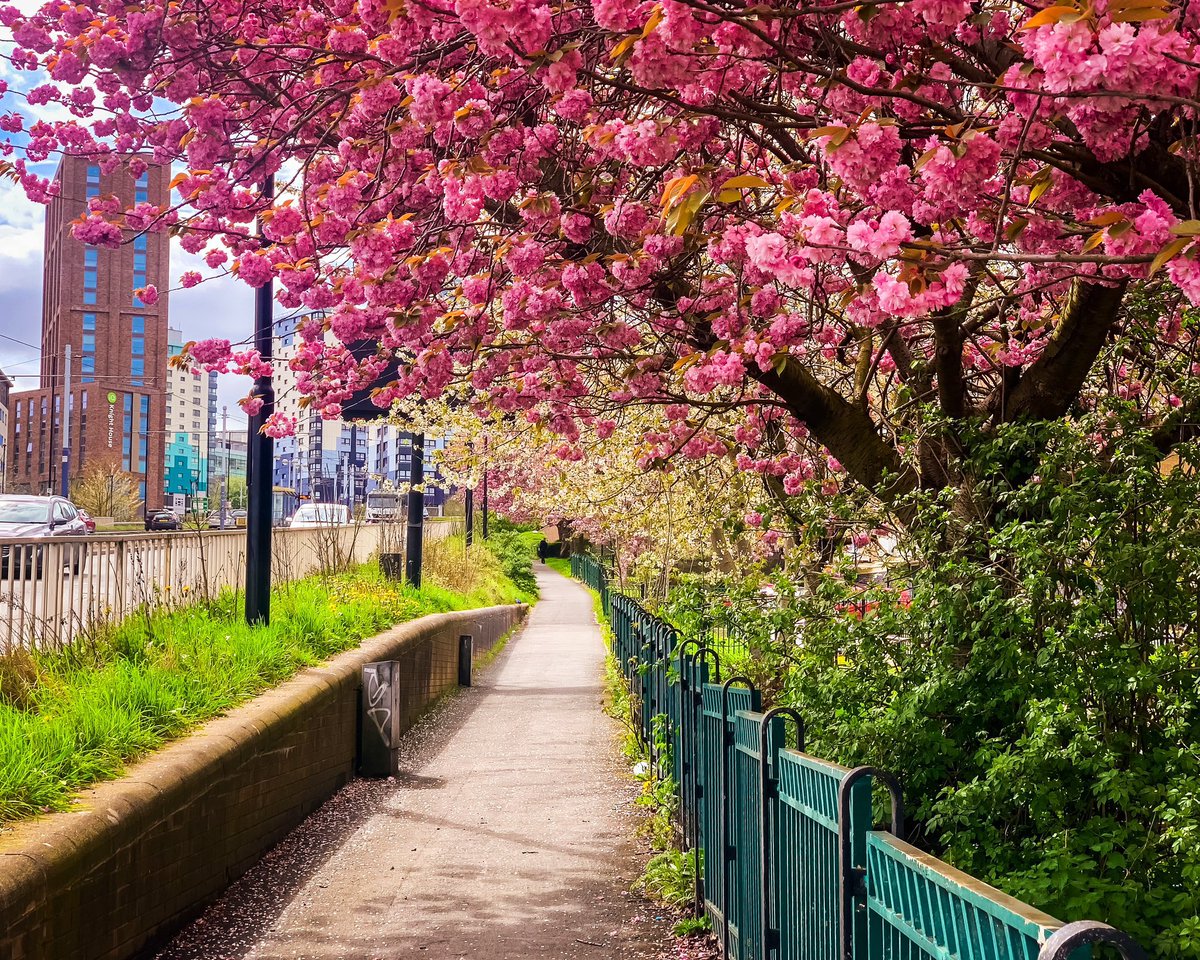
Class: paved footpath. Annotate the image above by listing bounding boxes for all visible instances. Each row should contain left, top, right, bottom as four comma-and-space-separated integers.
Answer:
157, 565, 670, 960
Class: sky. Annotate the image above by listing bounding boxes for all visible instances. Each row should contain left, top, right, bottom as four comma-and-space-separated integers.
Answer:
0, 181, 256, 424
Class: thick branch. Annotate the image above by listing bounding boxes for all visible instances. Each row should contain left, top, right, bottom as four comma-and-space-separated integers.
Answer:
999, 280, 1128, 423
751, 357, 918, 521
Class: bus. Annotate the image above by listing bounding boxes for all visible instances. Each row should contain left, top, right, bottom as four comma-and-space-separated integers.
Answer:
365, 491, 404, 523
272, 487, 299, 526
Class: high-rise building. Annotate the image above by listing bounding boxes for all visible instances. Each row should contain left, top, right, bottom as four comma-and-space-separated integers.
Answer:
0, 369, 11, 492
163, 327, 218, 508
272, 315, 368, 505
6, 156, 171, 506
209, 427, 248, 509
270, 314, 447, 513
367, 424, 448, 513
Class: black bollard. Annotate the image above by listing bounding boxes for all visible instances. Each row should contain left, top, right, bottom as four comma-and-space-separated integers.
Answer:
458, 634, 474, 687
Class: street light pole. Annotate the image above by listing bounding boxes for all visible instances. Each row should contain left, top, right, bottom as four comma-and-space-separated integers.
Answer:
481, 436, 489, 541
60, 343, 71, 497
245, 173, 275, 626
405, 432, 425, 587
220, 406, 229, 530
465, 486, 474, 547
347, 422, 357, 513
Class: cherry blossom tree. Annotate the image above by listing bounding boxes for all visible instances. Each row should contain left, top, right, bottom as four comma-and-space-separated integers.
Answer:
4, 0, 1200, 528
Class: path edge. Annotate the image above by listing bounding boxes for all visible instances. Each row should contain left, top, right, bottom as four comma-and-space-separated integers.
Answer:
0, 603, 528, 960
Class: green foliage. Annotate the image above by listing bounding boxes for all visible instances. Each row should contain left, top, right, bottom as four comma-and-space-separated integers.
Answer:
667, 409, 1200, 957
545, 556, 572, 577
672, 915, 712, 937
482, 530, 540, 599
0, 563, 522, 825
637, 847, 698, 908
485, 515, 542, 535
423, 534, 532, 606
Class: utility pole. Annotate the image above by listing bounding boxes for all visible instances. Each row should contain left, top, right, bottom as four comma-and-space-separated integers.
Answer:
405, 432, 425, 587
481, 436, 489, 540
245, 172, 275, 625
60, 343, 71, 497
220, 406, 229, 530
347, 422, 357, 513
465, 486, 474, 547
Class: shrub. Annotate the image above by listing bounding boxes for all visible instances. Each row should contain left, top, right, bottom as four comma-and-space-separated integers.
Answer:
666, 413, 1200, 958
483, 530, 539, 599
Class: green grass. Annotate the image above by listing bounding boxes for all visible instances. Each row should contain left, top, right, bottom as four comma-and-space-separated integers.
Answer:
0, 563, 526, 825
545, 557, 571, 577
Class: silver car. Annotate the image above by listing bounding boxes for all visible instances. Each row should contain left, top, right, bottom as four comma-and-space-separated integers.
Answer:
0, 495, 88, 578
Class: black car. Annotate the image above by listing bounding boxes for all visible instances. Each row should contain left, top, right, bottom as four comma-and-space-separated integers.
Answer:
145, 510, 182, 532
0, 495, 88, 578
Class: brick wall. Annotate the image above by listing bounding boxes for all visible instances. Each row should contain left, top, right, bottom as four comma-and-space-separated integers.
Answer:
0, 604, 526, 960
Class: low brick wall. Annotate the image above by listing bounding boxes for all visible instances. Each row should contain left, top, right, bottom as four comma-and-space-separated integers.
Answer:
0, 604, 527, 960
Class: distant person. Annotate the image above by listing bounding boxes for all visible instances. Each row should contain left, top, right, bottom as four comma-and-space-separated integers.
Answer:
537, 539, 548, 562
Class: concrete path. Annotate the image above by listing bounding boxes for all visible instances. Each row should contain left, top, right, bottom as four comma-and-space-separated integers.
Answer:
157, 565, 670, 960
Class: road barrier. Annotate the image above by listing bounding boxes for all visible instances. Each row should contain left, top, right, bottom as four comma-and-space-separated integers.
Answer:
570, 554, 1148, 960
0, 519, 463, 652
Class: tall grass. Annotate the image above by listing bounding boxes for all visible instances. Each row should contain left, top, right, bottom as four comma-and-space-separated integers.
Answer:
424, 534, 539, 604
0, 563, 525, 824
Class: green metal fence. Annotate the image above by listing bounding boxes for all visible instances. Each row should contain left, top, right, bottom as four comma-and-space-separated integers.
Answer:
569, 554, 1149, 960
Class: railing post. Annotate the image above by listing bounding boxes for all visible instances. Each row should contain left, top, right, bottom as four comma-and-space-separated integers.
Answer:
41, 541, 62, 649
759, 708, 804, 960
837, 767, 903, 960
720, 677, 757, 955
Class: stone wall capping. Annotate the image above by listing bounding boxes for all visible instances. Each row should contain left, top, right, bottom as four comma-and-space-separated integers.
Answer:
0, 603, 528, 960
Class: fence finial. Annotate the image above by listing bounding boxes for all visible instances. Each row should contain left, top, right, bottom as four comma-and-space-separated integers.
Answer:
1039, 921, 1148, 960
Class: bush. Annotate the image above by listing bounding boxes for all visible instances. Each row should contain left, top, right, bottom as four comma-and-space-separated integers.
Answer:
483, 530, 540, 599
666, 413, 1200, 958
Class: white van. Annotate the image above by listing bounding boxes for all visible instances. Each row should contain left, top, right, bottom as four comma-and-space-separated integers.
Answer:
289, 503, 352, 528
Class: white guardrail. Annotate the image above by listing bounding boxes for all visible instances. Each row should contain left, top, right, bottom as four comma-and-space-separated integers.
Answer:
0, 519, 463, 653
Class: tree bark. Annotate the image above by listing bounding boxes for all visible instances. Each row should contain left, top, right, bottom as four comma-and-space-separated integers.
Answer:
751, 356, 919, 522
998, 280, 1127, 423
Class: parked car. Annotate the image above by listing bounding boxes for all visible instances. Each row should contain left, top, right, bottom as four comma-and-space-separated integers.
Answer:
78, 509, 97, 534
0, 495, 88, 578
145, 509, 181, 532
232, 509, 248, 528
289, 503, 352, 528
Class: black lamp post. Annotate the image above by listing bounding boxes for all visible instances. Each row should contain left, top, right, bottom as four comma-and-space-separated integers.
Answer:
481, 436, 489, 541
245, 173, 275, 625
405, 432, 425, 587
465, 485, 474, 546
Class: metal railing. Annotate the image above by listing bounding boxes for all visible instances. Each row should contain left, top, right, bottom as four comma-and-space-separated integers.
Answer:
570, 554, 1148, 960
0, 519, 462, 652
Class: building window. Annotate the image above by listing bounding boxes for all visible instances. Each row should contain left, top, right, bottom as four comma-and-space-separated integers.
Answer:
122, 394, 132, 471
86, 164, 100, 199
139, 396, 149, 473
83, 249, 98, 304
132, 234, 148, 305
131, 358, 144, 384
135, 170, 149, 205
81, 355, 95, 382
83, 312, 96, 331
132, 315, 145, 334
131, 337, 143, 356
82, 334, 95, 353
